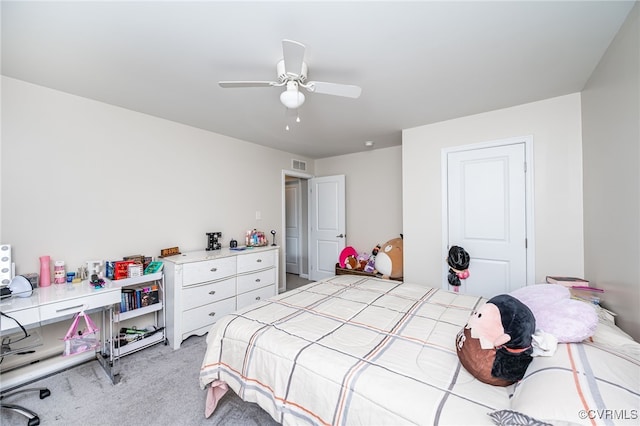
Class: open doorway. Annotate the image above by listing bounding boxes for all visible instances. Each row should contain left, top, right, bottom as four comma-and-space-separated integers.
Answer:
280, 170, 347, 293
281, 170, 312, 293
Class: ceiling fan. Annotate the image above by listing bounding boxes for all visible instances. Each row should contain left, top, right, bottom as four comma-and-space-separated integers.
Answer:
219, 39, 362, 110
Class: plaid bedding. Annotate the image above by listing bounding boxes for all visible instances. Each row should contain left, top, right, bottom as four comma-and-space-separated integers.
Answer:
200, 275, 640, 425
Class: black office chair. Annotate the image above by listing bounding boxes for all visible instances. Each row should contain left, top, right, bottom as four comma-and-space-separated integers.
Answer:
1, 387, 51, 426
1, 311, 52, 426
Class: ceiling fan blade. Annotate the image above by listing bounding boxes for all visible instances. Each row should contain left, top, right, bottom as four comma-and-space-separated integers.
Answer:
305, 81, 362, 98
282, 39, 306, 78
219, 81, 276, 88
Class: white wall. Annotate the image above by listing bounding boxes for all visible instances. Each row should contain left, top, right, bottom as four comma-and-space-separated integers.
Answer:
315, 146, 403, 254
582, 3, 639, 341
403, 94, 584, 287
1, 77, 312, 284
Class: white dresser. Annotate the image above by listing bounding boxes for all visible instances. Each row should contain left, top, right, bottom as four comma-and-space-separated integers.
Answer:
162, 246, 279, 349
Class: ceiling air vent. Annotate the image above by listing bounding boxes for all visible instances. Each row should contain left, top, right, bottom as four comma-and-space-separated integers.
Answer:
292, 159, 307, 171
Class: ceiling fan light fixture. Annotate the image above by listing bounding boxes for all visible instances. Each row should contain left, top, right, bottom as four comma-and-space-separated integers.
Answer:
219, 39, 362, 113
280, 81, 305, 109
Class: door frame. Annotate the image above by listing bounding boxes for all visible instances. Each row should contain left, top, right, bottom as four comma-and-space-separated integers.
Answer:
281, 169, 313, 293
440, 135, 535, 289
285, 178, 303, 275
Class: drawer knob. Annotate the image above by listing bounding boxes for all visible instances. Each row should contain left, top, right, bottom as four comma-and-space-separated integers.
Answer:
208, 312, 216, 317
255, 278, 261, 282
209, 290, 216, 295
256, 259, 262, 263
210, 267, 217, 272
255, 296, 261, 301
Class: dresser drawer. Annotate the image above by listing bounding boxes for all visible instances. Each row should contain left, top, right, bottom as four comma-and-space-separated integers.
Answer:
182, 277, 235, 311
39, 290, 121, 322
182, 256, 236, 286
237, 285, 275, 310
237, 268, 275, 294
182, 296, 236, 335
237, 250, 275, 274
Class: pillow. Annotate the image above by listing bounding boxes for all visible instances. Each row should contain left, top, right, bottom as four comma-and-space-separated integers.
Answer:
488, 410, 552, 426
509, 341, 640, 425
510, 284, 598, 343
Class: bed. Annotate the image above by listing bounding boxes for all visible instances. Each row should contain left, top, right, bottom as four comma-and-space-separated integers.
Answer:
200, 275, 640, 425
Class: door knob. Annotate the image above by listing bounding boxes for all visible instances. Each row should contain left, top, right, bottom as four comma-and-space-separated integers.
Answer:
336, 234, 345, 238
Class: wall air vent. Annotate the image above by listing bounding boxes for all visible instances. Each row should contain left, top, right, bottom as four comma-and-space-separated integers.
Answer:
291, 159, 307, 171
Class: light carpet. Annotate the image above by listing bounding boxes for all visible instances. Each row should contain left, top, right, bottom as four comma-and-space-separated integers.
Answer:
1, 334, 278, 425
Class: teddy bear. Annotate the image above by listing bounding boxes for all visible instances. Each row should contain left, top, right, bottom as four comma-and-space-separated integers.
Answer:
374, 235, 403, 279
455, 294, 536, 386
344, 255, 359, 270
343, 252, 369, 271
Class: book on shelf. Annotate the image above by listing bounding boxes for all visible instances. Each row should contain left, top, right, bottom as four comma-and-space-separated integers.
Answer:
144, 261, 163, 274
119, 285, 160, 312
545, 276, 589, 287
120, 288, 135, 312
113, 260, 135, 280
140, 285, 160, 307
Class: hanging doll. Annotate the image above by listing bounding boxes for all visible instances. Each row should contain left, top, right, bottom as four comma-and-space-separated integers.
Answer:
447, 245, 470, 291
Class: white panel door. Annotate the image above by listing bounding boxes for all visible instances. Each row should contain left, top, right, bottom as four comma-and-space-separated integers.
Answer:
447, 143, 527, 298
309, 175, 346, 281
285, 180, 301, 274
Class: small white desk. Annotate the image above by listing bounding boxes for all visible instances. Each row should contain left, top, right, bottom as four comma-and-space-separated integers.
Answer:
0, 281, 121, 390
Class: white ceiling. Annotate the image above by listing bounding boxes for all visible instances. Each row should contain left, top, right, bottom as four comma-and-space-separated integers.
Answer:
1, 1, 635, 159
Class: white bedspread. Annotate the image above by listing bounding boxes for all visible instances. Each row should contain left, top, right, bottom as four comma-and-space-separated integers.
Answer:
200, 275, 640, 425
